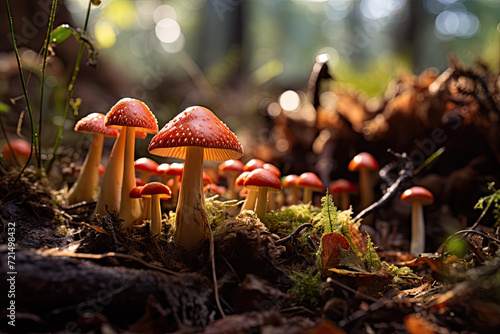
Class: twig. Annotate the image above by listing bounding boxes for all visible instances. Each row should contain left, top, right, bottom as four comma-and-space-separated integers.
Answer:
275, 223, 313, 245
208, 226, 226, 318
442, 229, 500, 256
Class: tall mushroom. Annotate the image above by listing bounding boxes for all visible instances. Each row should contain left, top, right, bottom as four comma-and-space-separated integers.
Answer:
67, 113, 119, 204
218, 159, 244, 200
296, 172, 324, 205
148, 106, 243, 251
104, 98, 158, 228
348, 152, 379, 211
282, 174, 299, 205
140, 182, 171, 236
243, 168, 281, 222
329, 179, 357, 210
400, 186, 434, 255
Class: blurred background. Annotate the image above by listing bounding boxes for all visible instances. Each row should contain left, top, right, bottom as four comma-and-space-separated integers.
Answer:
1, 0, 500, 251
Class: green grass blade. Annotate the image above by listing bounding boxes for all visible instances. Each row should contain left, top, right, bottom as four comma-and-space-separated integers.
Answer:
47, 0, 93, 172
4, 0, 37, 177
39, 0, 59, 170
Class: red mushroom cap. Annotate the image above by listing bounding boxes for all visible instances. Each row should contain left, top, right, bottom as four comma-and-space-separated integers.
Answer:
400, 186, 434, 206
156, 163, 170, 174
130, 186, 144, 199
135, 131, 148, 139
218, 159, 244, 176
235, 171, 250, 187
105, 98, 158, 134
134, 157, 159, 174
140, 182, 172, 199
244, 168, 281, 192
243, 159, 265, 172
2, 139, 31, 158
167, 162, 184, 176
263, 163, 281, 178
148, 106, 243, 161
75, 113, 119, 138
296, 172, 324, 192
282, 174, 298, 188
329, 179, 357, 194
348, 152, 379, 171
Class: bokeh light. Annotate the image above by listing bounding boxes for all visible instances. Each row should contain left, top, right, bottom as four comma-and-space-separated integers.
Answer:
155, 18, 181, 43
94, 21, 117, 48
435, 9, 479, 38
279, 91, 301, 112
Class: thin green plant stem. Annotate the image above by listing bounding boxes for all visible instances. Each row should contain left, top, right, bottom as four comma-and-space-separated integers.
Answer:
38, 0, 59, 169
4, 0, 36, 179
47, 0, 92, 172
0, 115, 19, 166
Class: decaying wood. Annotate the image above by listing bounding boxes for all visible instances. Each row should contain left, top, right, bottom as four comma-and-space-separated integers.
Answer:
0, 247, 213, 332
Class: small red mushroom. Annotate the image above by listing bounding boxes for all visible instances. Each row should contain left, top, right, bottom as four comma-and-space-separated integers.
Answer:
243, 168, 281, 222
218, 159, 244, 200
134, 157, 159, 184
140, 182, 171, 236
296, 172, 324, 205
282, 174, 300, 205
237, 171, 258, 213
348, 152, 379, 211
148, 106, 243, 250
67, 113, 118, 205
129, 186, 148, 225
262, 163, 281, 210
2, 138, 31, 166
400, 186, 434, 255
329, 179, 357, 210
243, 158, 265, 172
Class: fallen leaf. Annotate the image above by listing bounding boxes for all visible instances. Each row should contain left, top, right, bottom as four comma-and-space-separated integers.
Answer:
321, 233, 350, 272
404, 314, 436, 334
348, 224, 367, 254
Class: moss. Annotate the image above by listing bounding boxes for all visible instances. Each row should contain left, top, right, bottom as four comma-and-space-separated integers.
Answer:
288, 270, 322, 307
265, 204, 319, 236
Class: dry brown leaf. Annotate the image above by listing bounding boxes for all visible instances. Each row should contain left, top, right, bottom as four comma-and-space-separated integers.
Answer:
348, 224, 367, 254
321, 233, 350, 272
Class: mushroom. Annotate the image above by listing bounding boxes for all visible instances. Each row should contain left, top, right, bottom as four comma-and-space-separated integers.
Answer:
103, 98, 158, 228
134, 157, 159, 184
348, 152, 379, 211
164, 162, 184, 204
282, 174, 299, 205
2, 138, 31, 166
400, 186, 434, 255
218, 159, 244, 199
243, 158, 265, 172
237, 171, 259, 213
243, 168, 281, 222
329, 179, 357, 210
140, 182, 172, 236
296, 172, 324, 205
156, 163, 170, 183
263, 163, 281, 211
148, 106, 243, 250
67, 113, 119, 204
129, 185, 148, 225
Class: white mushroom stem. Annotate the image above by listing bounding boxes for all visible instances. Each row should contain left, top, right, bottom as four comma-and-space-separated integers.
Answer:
289, 187, 300, 205
303, 187, 313, 204
255, 187, 269, 222
171, 175, 180, 204
359, 168, 374, 209
410, 202, 425, 255
174, 146, 208, 251
94, 130, 126, 216
67, 133, 104, 204
150, 194, 162, 236
241, 189, 258, 213
120, 127, 142, 228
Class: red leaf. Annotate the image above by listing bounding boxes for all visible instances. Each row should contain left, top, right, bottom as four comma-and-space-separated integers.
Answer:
321, 233, 350, 272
